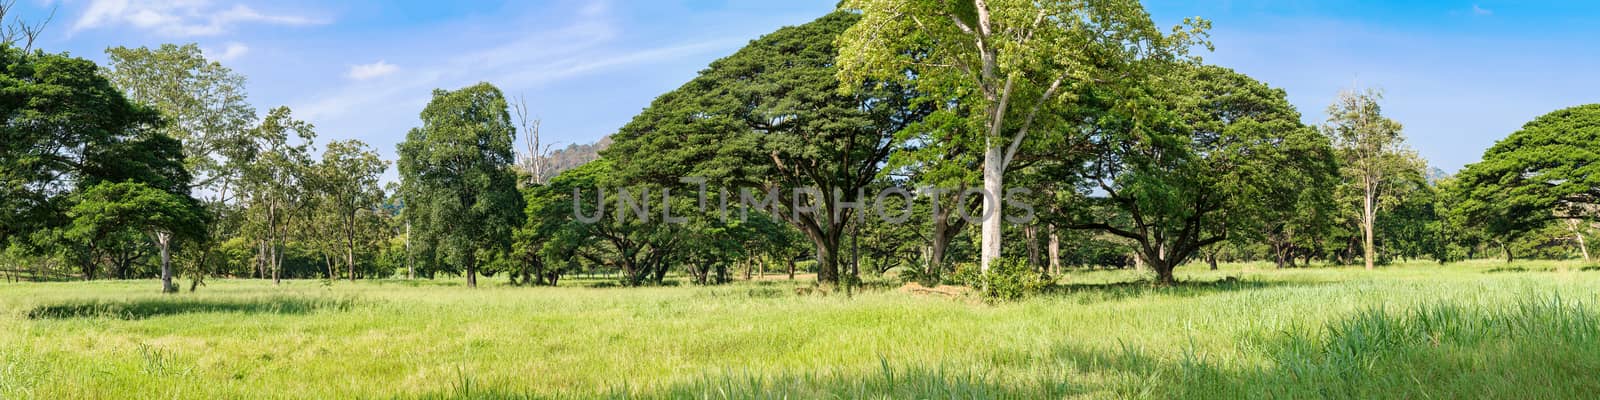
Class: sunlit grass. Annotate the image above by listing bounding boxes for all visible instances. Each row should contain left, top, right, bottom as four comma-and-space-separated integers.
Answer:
2, 259, 1598, 398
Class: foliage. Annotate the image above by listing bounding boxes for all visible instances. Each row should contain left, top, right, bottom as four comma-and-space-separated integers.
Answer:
1456, 104, 1600, 262
104, 43, 256, 196
306, 139, 389, 280
235, 107, 316, 283
836, 0, 1208, 273
63, 181, 208, 291
1322, 88, 1420, 269
604, 11, 925, 285
1061, 64, 1337, 284
0, 45, 167, 244
397, 83, 524, 287
951, 257, 1050, 301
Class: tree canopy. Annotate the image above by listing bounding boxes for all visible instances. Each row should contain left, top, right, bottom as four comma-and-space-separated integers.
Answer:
1062, 64, 1337, 284
1456, 104, 1600, 261
398, 82, 524, 288
605, 11, 926, 286
836, 0, 1208, 274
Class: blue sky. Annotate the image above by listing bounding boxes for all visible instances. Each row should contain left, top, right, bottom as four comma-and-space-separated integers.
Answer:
14, 0, 1600, 175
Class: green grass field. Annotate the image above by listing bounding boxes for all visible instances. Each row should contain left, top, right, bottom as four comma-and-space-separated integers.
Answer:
4, 260, 1600, 399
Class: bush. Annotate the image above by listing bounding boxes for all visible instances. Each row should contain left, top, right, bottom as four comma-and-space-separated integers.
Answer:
795, 260, 818, 273
951, 257, 1051, 301
893, 265, 942, 288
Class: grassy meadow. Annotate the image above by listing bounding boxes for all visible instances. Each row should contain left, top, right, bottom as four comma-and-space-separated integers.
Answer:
3, 260, 1600, 399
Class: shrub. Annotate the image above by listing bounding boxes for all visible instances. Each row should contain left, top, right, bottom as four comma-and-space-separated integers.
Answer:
894, 265, 942, 288
952, 257, 1051, 301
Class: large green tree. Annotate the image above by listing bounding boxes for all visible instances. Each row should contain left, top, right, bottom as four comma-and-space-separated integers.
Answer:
237, 107, 316, 284
398, 83, 524, 288
1064, 65, 1336, 284
1456, 104, 1600, 263
1321, 88, 1416, 270
310, 140, 388, 281
66, 182, 207, 292
604, 12, 926, 285
105, 43, 258, 289
836, 0, 1206, 275
0, 46, 178, 246
104, 44, 256, 197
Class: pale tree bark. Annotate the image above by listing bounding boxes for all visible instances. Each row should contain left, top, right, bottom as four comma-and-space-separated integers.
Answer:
980, 144, 1005, 276
1564, 218, 1590, 263
405, 222, 414, 279
324, 252, 335, 280
157, 231, 175, 293
512, 95, 555, 185
1362, 176, 1377, 270
346, 246, 356, 282
1047, 228, 1061, 275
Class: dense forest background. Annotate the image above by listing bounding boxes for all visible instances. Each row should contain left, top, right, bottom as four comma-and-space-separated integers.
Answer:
4, 4, 1598, 296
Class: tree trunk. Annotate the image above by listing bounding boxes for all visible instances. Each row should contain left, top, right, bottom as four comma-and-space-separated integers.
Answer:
1566, 219, 1591, 263
1207, 252, 1218, 270
1362, 179, 1377, 270
346, 246, 356, 282
1025, 225, 1041, 271
930, 220, 950, 277
1047, 228, 1061, 275
405, 222, 414, 279
850, 224, 860, 286
979, 144, 1005, 277
272, 242, 282, 285
1273, 242, 1287, 269
466, 255, 478, 288
257, 239, 266, 279
815, 236, 840, 286
787, 257, 796, 280
157, 232, 175, 293
1153, 259, 1176, 286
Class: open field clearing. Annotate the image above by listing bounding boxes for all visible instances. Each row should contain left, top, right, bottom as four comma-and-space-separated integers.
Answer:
4, 261, 1599, 399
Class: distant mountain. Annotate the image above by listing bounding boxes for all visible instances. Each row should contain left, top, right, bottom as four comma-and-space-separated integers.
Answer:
1425, 166, 1453, 184
524, 136, 610, 183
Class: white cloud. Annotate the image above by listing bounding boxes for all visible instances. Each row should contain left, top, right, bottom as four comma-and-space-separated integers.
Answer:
1472, 5, 1493, 16
347, 61, 399, 80
209, 42, 249, 61
295, 20, 618, 121
577, 0, 610, 18
70, 0, 327, 37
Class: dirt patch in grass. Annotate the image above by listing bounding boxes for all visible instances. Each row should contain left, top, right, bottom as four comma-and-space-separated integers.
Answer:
897, 282, 970, 298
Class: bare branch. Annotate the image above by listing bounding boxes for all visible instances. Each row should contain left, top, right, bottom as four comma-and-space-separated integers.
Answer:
1003, 73, 1066, 166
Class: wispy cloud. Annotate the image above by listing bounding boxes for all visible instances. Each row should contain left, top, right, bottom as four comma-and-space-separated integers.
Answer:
295, 14, 643, 122
347, 61, 398, 80
209, 42, 249, 61
70, 0, 327, 36
1472, 4, 1493, 16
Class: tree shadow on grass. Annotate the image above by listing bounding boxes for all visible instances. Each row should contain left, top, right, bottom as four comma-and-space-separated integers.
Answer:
25, 295, 357, 320
1046, 276, 1327, 304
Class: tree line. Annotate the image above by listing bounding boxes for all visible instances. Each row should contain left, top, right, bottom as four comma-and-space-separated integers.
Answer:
4, 3, 1599, 293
